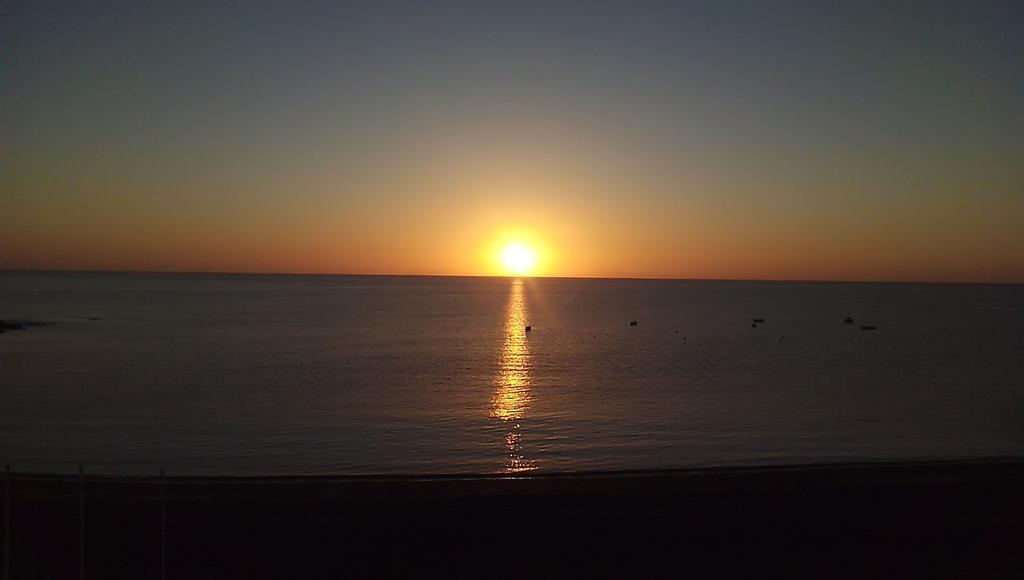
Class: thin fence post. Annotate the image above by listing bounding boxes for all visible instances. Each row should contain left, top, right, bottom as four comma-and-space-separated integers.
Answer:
78, 464, 85, 580
4, 463, 9, 580
160, 468, 166, 580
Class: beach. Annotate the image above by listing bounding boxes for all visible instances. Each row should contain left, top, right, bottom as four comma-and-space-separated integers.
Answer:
6, 458, 1024, 578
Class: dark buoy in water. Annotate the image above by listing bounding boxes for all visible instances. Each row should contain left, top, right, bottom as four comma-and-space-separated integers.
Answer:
779, 336, 785, 342
844, 317, 854, 324
629, 320, 638, 326
751, 322, 757, 328
525, 325, 532, 332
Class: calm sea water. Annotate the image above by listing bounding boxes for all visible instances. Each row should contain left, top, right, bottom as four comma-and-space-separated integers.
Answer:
1, 272, 1022, 476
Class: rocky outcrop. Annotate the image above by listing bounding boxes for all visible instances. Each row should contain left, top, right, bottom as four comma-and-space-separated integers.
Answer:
0, 319, 49, 334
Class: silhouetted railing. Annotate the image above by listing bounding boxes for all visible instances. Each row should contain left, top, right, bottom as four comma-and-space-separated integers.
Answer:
3, 464, 168, 580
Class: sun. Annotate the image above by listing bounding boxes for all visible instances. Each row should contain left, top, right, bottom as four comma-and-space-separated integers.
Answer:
500, 243, 537, 275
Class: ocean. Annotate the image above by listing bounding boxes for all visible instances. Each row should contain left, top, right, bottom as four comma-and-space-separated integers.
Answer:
1, 271, 1021, 476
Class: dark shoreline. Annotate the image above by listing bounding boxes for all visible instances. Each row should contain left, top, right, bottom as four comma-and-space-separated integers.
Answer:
9, 455, 1024, 490
6, 458, 1024, 578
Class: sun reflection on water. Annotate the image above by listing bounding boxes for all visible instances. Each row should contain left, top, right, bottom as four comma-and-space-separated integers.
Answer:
490, 279, 536, 473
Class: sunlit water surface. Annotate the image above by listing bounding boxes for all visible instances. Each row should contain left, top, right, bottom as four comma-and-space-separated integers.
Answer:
1, 272, 1022, 475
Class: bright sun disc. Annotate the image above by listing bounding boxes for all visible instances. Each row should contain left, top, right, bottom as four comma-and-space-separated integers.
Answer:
500, 243, 536, 275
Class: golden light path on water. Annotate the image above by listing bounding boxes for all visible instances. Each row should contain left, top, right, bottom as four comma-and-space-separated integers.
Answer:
490, 279, 537, 473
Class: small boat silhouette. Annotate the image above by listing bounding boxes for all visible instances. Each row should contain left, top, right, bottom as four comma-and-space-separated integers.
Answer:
860, 325, 877, 331
844, 317, 854, 324
525, 325, 532, 332
629, 320, 638, 326
752, 318, 765, 323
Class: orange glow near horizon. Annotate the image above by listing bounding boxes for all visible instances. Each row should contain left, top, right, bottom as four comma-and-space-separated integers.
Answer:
2, 126, 1021, 283
4, 206, 1021, 283
3, 167, 1022, 283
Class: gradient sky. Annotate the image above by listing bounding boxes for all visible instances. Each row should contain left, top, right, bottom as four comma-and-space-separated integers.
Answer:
3, 1, 1022, 281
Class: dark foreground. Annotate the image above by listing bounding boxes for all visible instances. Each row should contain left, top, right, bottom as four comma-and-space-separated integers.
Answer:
4, 459, 1024, 579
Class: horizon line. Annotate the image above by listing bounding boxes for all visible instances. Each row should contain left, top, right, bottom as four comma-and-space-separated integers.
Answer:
2, 267, 1021, 286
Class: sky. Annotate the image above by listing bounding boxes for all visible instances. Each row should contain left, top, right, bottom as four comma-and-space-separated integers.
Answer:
2, 0, 1022, 282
